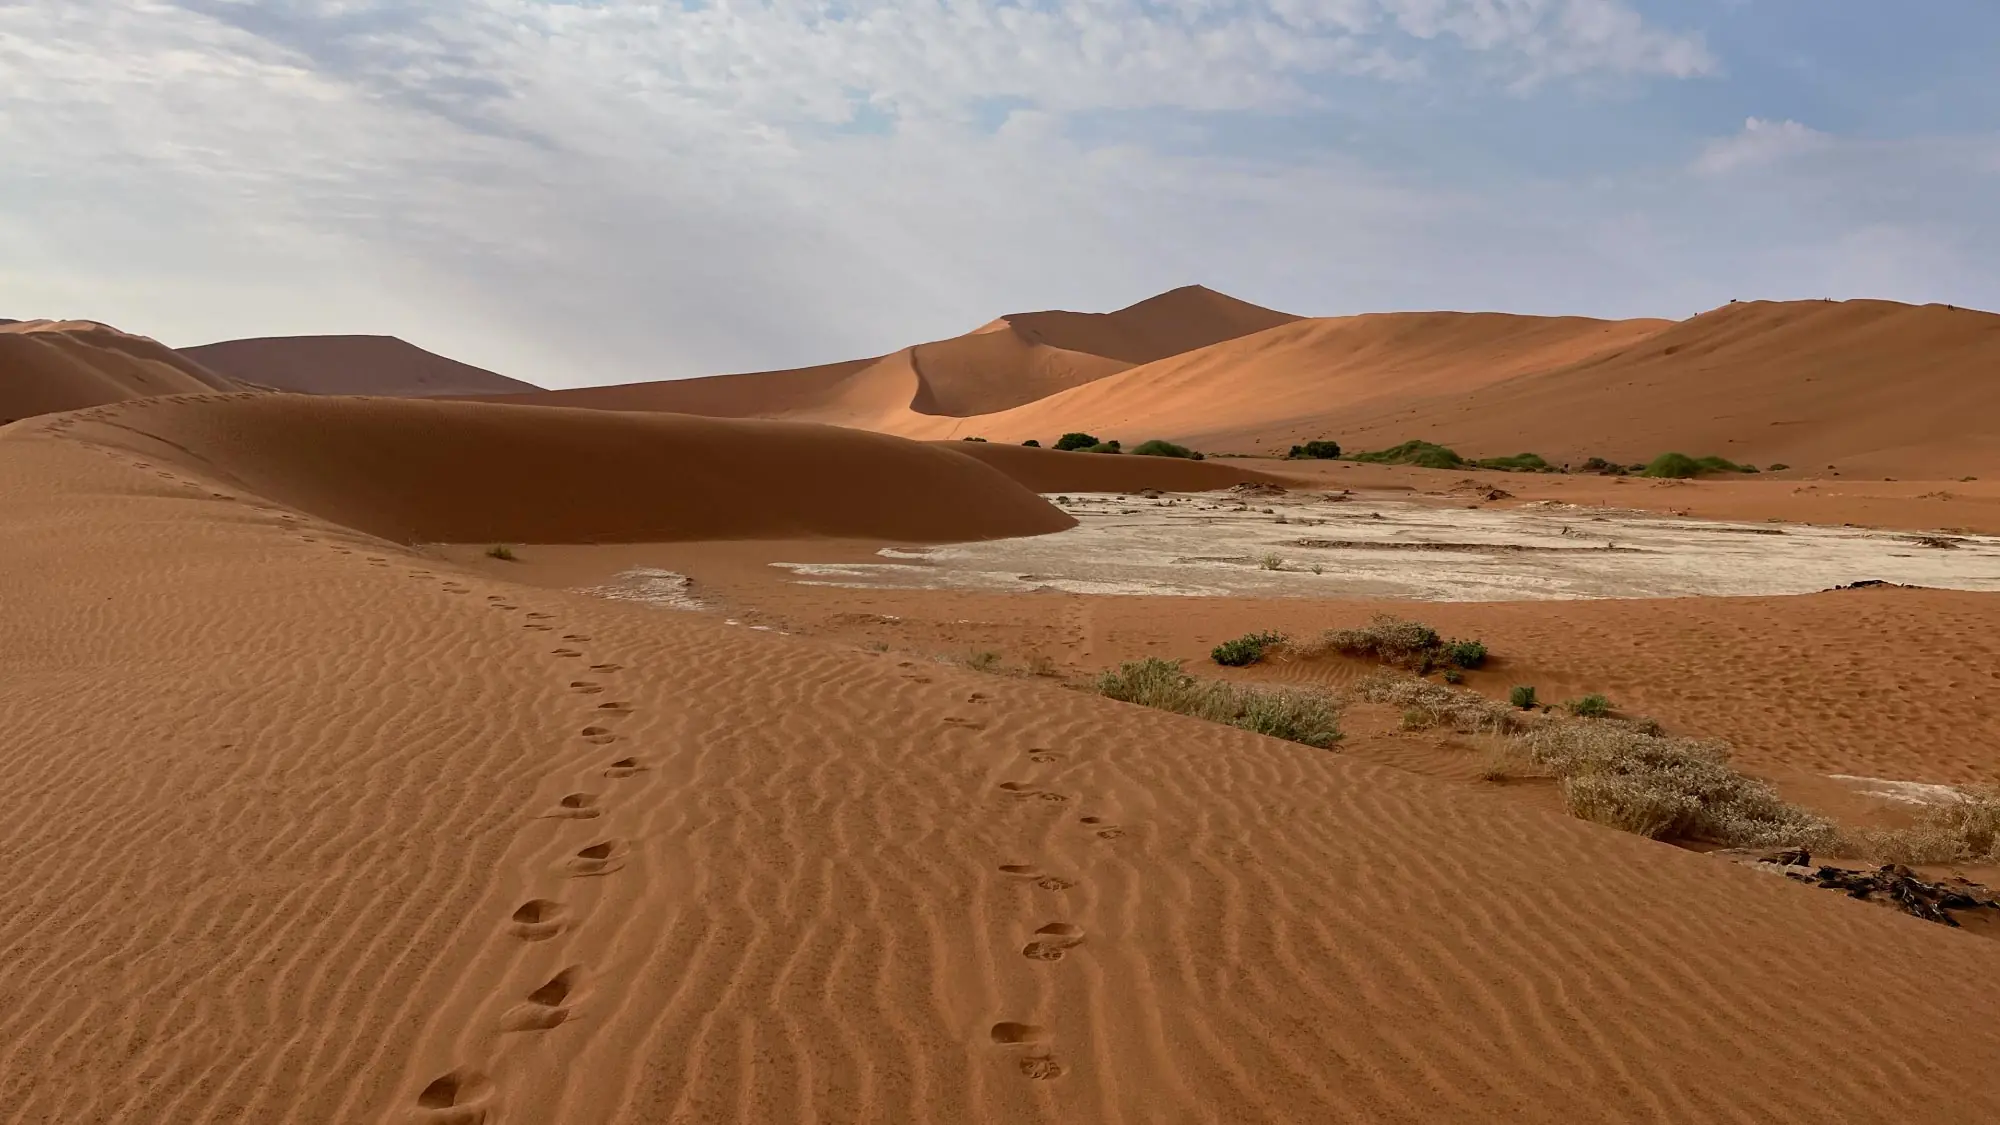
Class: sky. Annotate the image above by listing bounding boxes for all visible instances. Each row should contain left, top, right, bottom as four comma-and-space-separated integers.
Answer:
3, 1, 1996, 388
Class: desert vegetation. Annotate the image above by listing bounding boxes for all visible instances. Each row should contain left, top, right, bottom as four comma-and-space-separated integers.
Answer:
1292, 615, 1488, 673
485, 544, 518, 561
1211, 630, 1284, 667
1641, 452, 1759, 478
1053, 432, 1102, 452
1287, 439, 1341, 459
1132, 439, 1204, 460
1092, 658, 1342, 749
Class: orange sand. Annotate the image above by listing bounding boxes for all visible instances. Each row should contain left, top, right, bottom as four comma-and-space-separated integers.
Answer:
0, 320, 237, 420
6, 386, 2000, 1123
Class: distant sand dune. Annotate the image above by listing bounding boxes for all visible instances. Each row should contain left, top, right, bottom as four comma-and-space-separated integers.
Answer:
471, 292, 2000, 478
182, 334, 542, 397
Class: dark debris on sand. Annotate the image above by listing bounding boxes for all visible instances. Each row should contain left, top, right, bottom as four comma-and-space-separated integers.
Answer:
1753, 848, 2000, 927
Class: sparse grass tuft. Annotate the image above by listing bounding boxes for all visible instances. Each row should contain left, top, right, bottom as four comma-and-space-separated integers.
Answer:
1092, 658, 1342, 749
1211, 631, 1285, 667
1509, 685, 1538, 710
486, 544, 518, 561
1357, 672, 1524, 734
963, 650, 1005, 673
1843, 790, 2000, 864
1441, 668, 1464, 685
1296, 615, 1488, 675
1258, 552, 1285, 571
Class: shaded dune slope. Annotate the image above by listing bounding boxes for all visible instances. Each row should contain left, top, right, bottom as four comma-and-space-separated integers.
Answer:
4, 417, 2000, 1121
69, 394, 1073, 545
0, 321, 237, 421
182, 335, 542, 397
464, 285, 1297, 422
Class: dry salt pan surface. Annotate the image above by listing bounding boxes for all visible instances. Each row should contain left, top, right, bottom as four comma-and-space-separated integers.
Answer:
773, 490, 2000, 601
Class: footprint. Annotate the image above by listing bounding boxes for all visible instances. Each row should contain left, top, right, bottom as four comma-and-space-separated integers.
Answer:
493, 604, 518, 611
486, 595, 506, 602
1022, 923, 1085, 962
569, 681, 605, 694
563, 634, 591, 642
552, 648, 582, 658
567, 839, 627, 877
944, 716, 987, 730
595, 701, 633, 713
526, 612, 554, 620
410, 1068, 493, 1124
579, 725, 619, 745
604, 757, 646, 779
1027, 749, 1059, 764
1080, 816, 1125, 840
508, 899, 569, 941
549, 792, 602, 819
589, 662, 622, 673
1037, 791, 1068, 804
998, 782, 1039, 797
999, 864, 1076, 891
502, 967, 582, 1032
523, 624, 554, 631
990, 1023, 1065, 1081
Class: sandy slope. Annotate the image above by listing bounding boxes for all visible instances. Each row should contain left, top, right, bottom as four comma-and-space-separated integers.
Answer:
0, 320, 237, 421
69, 394, 1072, 545
182, 335, 542, 397
464, 285, 1297, 422
5, 398, 2000, 1122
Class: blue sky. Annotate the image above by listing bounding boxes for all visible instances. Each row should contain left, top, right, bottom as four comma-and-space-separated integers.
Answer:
2, 0, 1995, 388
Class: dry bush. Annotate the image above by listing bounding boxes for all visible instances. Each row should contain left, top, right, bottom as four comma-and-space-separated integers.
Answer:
1524, 722, 1834, 848
1358, 672, 1525, 735
1300, 615, 1440, 666
1093, 658, 1342, 749
1841, 790, 2000, 864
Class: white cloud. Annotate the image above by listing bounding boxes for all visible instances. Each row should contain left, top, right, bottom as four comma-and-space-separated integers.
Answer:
1693, 117, 1832, 175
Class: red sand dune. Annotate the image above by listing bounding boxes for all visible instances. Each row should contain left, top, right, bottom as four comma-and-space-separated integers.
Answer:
68, 393, 1072, 544
183, 334, 541, 397
480, 291, 2000, 479
0, 320, 237, 421
465, 284, 1297, 421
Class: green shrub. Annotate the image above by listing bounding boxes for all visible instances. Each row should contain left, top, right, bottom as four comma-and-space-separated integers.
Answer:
486, 545, 518, 561
1474, 452, 1552, 472
961, 435, 988, 442
1579, 457, 1628, 475
1441, 668, 1464, 685
1132, 439, 1198, 459
1298, 615, 1485, 675
1567, 693, 1613, 718
1212, 631, 1284, 667
1287, 439, 1342, 460
1767, 462, 1788, 471
1350, 440, 1469, 470
1053, 432, 1101, 452
1642, 452, 1758, 478
1509, 685, 1538, 710
1441, 639, 1488, 669
1258, 552, 1285, 571
1092, 658, 1342, 749
1082, 440, 1122, 455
